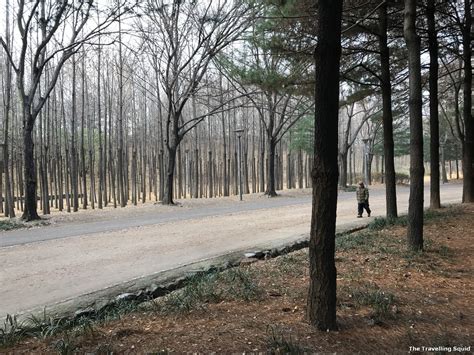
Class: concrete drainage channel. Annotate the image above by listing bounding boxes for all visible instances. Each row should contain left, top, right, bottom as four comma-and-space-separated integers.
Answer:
10, 223, 368, 328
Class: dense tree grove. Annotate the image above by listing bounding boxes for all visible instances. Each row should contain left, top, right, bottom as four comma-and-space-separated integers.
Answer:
0, 0, 471, 220
0, 0, 472, 332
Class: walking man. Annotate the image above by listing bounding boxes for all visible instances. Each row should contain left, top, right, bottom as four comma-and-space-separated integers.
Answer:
356, 181, 371, 218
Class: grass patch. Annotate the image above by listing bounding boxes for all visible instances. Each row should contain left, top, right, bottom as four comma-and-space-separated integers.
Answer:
369, 207, 462, 232
341, 284, 397, 322
0, 315, 25, 348
368, 216, 408, 231
0, 220, 25, 231
273, 252, 307, 277
267, 326, 307, 354
437, 245, 452, 258
154, 268, 262, 314
0, 300, 143, 349
52, 331, 78, 355
336, 230, 378, 252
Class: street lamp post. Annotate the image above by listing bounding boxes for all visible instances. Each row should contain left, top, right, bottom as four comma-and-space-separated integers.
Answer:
234, 128, 244, 201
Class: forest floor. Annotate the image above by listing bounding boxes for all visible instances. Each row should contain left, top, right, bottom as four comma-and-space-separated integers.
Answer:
3, 203, 472, 353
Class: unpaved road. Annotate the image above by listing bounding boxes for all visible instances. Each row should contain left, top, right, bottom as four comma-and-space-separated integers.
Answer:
0, 183, 463, 319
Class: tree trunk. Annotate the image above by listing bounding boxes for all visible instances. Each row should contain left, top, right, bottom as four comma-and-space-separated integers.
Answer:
118, 13, 126, 208
378, 2, 398, 219
338, 151, 348, 188
81, 54, 88, 210
265, 138, 277, 196
287, 152, 292, 189
162, 127, 179, 205
307, 0, 342, 331
404, 0, 424, 251
440, 144, 448, 183
22, 123, 40, 221
427, 0, 441, 209
208, 150, 213, 198
349, 149, 353, 186
98, 52, 103, 209
462, 0, 473, 202
194, 157, 199, 198
71, 57, 79, 212
3, 0, 15, 218
298, 149, 304, 189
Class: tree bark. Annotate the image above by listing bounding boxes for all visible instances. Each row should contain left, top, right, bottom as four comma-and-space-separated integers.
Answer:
71, 57, 79, 212
461, 0, 473, 203
378, 2, 398, 219
404, 0, 424, 251
265, 137, 277, 196
307, 0, 343, 331
162, 117, 180, 205
81, 52, 88, 210
338, 152, 348, 188
427, 0, 441, 209
3, 0, 15, 218
22, 121, 40, 221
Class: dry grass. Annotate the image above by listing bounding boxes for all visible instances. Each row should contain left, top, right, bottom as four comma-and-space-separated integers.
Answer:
4, 205, 473, 354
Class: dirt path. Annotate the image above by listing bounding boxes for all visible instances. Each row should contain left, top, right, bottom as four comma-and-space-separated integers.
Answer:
0, 183, 463, 319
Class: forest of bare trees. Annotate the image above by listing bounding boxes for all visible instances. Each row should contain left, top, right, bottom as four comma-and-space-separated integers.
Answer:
0, 0, 471, 223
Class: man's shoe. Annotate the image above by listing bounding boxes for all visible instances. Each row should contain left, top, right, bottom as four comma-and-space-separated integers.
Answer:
368, 212, 371, 217
357, 215, 362, 218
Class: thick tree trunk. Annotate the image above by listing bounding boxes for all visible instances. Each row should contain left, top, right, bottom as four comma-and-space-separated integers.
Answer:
404, 0, 424, 251
427, 0, 441, 209
462, 0, 473, 202
378, 2, 398, 219
22, 123, 40, 221
307, 0, 342, 331
162, 127, 179, 205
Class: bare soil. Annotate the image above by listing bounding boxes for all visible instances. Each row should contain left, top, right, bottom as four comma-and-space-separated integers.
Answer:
4, 204, 473, 354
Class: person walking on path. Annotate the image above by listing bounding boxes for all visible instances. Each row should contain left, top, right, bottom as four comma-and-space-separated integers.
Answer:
356, 181, 371, 218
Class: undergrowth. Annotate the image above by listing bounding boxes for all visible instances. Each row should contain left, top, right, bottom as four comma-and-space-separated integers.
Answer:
368, 206, 461, 231
267, 326, 307, 354
339, 284, 397, 323
0, 220, 24, 231
154, 268, 262, 314
336, 230, 379, 252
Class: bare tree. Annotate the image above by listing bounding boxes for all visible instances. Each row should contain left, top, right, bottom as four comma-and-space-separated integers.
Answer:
141, 0, 257, 204
2, 0, 15, 218
0, 0, 124, 220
